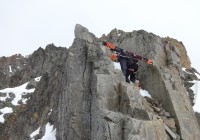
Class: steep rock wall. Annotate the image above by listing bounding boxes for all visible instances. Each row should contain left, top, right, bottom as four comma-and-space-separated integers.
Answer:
105, 29, 200, 139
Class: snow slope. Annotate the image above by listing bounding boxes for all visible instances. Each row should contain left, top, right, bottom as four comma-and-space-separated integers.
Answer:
0, 76, 41, 123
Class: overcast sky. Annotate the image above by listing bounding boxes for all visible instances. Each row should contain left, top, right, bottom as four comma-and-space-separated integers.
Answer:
0, 0, 200, 71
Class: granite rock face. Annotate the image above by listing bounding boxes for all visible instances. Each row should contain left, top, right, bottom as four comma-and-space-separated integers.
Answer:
0, 24, 199, 140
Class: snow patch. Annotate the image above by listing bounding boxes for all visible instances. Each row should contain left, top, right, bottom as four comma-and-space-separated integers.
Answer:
0, 107, 13, 123
22, 98, 29, 104
48, 109, 52, 116
140, 89, 152, 98
30, 123, 56, 140
191, 80, 200, 113
30, 127, 41, 140
182, 67, 186, 71
40, 123, 56, 140
35, 76, 42, 82
182, 67, 192, 74
195, 72, 200, 79
9, 65, 12, 73
0, 82, 35, 105
114, 62, 121, 70
0, 76, 41, 105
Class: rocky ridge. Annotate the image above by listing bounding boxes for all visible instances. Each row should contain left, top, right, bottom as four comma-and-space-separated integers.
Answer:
0, 54, 28, 89
0, 24, 199, 140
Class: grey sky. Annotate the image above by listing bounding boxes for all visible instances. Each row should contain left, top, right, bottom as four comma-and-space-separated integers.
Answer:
0, 0, 200, 71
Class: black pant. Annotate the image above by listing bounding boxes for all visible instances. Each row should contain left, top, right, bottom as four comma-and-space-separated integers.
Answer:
119, 58, 138, 83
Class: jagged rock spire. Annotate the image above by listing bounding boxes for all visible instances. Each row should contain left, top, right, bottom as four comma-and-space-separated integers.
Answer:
74, 24, 93, 43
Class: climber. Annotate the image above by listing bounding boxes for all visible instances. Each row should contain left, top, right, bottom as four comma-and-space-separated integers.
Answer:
110, 50, 139, 83
102, 41, 153, 84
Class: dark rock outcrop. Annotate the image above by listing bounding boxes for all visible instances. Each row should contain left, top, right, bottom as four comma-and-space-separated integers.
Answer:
9, 44, 68, 87
0, 24, 199, 140
0, 54, 27, 89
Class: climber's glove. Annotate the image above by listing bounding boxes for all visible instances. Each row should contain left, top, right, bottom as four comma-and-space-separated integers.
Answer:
110, 53, 118, 62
